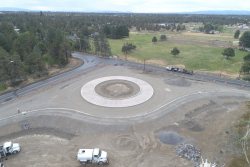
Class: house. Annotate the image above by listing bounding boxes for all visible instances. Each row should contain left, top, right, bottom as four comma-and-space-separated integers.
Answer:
90, 32, 99, 38
66, 35, 78, 41
238, 25, 249, 29
209, 30, 220, 34
159, 24, 166, 27
158, 23, 172, 27
14, 29, 19, 34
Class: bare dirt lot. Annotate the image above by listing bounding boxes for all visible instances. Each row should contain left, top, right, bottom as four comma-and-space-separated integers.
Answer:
0, 65, 249, 167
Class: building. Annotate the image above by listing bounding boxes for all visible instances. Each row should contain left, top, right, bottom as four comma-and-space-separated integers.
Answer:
238, 25, 249, 29
66, 34, 78, 41
14, 29, 19, 34
90, 32, 99, 38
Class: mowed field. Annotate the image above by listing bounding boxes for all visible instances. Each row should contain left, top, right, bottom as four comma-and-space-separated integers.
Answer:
107, 31, 248, 75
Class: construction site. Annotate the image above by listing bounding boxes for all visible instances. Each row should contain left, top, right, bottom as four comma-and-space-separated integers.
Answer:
0, 58, 249, 167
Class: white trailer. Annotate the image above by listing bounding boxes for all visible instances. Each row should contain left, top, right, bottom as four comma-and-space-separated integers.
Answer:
0, 141, 20, 158
77, 148, 108, 165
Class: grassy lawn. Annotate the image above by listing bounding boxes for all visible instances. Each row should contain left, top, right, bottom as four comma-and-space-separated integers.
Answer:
108, 33, 248, 74
174, 34, 236, 42
0, 85, 7, 92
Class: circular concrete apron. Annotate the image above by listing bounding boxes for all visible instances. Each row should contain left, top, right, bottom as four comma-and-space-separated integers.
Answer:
81, 76, 154, 107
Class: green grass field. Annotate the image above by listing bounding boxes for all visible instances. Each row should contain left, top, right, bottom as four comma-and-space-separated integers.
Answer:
0, 85, 7, 92
107, 33, 248, 74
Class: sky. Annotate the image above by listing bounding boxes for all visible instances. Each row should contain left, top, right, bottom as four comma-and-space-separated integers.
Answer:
1, 0, 250, 12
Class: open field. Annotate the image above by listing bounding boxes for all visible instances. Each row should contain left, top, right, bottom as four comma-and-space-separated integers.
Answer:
107, 33, 248, 74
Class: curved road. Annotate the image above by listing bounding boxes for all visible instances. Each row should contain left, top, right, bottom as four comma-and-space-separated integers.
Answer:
0, 52, 249, 106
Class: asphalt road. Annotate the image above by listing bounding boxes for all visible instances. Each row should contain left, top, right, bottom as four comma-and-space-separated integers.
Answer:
0, 52, 249, 106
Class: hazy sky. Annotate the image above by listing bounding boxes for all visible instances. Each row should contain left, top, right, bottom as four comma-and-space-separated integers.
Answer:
1, 0, 250, 12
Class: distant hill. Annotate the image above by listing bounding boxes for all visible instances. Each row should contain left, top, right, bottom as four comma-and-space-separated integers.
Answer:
0, 8, 250, 15
177, 10, 250, 15
0, 7, 31, 11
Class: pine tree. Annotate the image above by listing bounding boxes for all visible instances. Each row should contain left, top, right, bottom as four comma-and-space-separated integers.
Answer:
171, 47, 180, 57
94, 36, 100, 55
221, 47, 235, 59
152, 36, 157, 43
239, 31, 250, 48
234, 30, 240, 39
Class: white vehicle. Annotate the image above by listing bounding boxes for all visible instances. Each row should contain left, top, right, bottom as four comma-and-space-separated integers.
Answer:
0, 141, 20, 158
166, 66, 173, 71
77, 148, 108, 165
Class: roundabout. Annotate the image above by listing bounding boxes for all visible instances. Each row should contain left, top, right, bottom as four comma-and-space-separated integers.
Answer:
81, 76, 154, 107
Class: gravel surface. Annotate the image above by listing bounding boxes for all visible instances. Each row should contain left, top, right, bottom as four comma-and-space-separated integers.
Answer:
157, 131, 184, 145
164, 77, 191, 87
174, 143, 201, 161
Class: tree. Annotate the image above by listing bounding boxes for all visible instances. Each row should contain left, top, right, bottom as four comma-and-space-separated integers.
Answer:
0, 49, 24, 83
99, 34, 111, 57
152, 36, 157, 43
160, 35, 167, 41
136, 24, 140, 31
242, 62, 250, 74
239, 31, 250, 49
37, 42, 47, 55
12, 39, 26, 61
204, 23, 213, 34
33, 45, 42, 58
171, 47, 180, 57
176, 25, 181, 31
243, 53, 250, 62
94, 36, 100, 55
234, 30, 240, 39
60, 39, 71, 64
221, 47, 235, 59
121, 43, 136, 52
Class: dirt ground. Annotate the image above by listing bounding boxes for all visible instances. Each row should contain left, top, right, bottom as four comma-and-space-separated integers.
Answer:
0, 65, 249, 167
95, 80, 140, 99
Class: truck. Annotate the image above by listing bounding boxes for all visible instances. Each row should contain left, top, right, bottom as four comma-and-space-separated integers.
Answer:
0, 160, 4, 167
166, 66, 193, 75
77, 148, 108, 165
0, 141, 20, 158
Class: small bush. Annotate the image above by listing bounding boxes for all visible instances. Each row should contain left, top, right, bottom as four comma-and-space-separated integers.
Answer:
0, 85, 7, 91
242, 76, 250, 81
10, 80, 22, 87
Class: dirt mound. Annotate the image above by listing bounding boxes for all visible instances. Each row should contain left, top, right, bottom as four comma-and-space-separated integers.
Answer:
164, 77, 191, 87
184, 120, 205, 132
95, 80, 140, 99
157, 131, 184, 145
111, 136, 138, 151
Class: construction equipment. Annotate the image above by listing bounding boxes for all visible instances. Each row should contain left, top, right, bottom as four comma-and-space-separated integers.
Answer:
77, 148, 108, 165
0, 141, 20, 158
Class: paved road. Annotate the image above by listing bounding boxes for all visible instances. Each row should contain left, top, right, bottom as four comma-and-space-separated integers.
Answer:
0, 52, 249, 106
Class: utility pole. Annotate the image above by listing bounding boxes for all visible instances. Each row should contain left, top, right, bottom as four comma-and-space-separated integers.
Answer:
125, 44, 127, 61
144, 58, 145, 73
219, 56, 226, 77
78, 38, 81, 51
239, 62, 243, 79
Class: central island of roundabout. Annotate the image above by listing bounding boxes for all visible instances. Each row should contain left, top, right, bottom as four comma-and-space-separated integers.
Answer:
81, 76, 154, 107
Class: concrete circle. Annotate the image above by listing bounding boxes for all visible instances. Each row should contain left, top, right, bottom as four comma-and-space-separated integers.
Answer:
81, 76, 154, 107
95, 80, 140, 99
